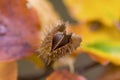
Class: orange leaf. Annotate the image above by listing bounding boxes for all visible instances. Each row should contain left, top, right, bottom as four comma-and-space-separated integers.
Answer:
46, 70, 86, 80
0, 0, 40, 61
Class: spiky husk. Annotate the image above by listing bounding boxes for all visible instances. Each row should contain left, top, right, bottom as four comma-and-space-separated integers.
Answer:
37, 21, 81, 65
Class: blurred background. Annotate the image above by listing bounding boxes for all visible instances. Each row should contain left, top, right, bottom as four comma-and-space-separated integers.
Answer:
18, 0, 120, 80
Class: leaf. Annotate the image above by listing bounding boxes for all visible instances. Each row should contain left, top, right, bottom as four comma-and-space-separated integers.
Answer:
83, 41, 120, 65
0, 0, 40, 61
46, 70, 86, 80
67, 24, 120, 65
26, 54, 45, 68
63, 0, 120, 26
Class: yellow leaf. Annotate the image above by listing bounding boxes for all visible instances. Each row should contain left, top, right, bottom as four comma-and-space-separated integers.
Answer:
63, 0, 120, 26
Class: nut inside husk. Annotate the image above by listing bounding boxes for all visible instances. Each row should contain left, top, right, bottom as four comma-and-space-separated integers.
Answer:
37, 21, 82, 66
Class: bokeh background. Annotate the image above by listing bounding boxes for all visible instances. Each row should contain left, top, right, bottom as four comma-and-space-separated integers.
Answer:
18, 0, 120, 80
